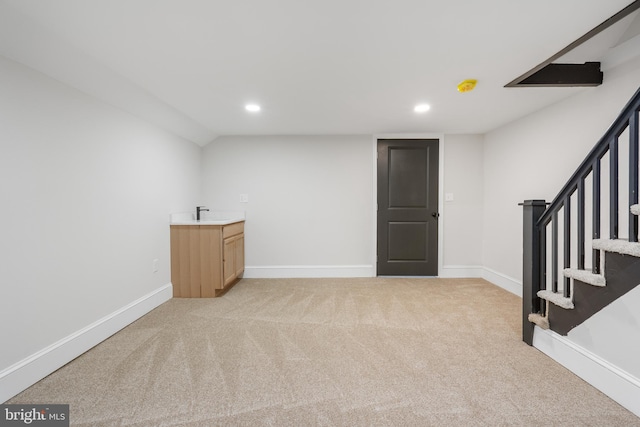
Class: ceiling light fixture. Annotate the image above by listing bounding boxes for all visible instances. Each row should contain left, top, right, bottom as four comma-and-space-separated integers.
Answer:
414, 104, 431, 113
245, 104, 261, 112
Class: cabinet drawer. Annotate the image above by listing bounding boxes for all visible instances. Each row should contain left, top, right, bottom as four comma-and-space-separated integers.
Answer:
223, 221, 244, 239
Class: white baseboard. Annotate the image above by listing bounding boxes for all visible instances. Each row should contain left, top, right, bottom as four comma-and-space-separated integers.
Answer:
0, 283, 173, 403
439, 265, 522, 297
533, 327, 640, 417
440, 265, 484, 278
244, 265, 375, 278
481, 266, 522, 297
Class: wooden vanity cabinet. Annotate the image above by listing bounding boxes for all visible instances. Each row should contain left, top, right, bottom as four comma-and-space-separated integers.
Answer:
170, 221, 245, 297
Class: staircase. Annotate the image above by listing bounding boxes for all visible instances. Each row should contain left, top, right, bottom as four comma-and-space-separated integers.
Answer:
522, 86, 640, 344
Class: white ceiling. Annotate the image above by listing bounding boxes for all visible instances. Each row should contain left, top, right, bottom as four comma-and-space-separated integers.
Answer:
0, 0, 638, 145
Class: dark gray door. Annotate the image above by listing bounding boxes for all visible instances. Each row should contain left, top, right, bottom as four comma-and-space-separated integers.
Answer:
377, 139, 439, 275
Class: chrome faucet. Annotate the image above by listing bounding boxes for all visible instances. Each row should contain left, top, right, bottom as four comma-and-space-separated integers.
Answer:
196, 206, 209, 221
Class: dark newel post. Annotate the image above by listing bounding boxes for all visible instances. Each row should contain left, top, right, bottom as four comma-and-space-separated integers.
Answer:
521, 200, 547, 345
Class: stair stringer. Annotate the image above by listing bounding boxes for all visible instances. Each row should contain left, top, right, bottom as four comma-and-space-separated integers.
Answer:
547, 250, 640, 335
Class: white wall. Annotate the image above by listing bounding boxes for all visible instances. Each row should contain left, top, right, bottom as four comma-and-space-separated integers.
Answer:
568, 286, 640, 379
442, 135, 484, 272
483, 56, 640, 382
202, 135, 374, 277
203, 134, 486, 278
0, 56, 202, 400
483, 56, 640, 284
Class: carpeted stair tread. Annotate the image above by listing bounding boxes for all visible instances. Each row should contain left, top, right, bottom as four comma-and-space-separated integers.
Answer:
562, 268, 606, 287
592, 238, 640, 257
527, 313, 549, 329
537, 290, 574, 309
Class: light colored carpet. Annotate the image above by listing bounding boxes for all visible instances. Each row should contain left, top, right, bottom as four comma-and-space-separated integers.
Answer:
8, 278, 640, 426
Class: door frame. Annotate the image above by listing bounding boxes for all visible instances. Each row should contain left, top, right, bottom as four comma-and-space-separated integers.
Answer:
372, 133, 445, 276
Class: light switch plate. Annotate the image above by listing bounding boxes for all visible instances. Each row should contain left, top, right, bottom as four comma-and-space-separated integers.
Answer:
445, 193, 454, 202
240, 194, 249, 203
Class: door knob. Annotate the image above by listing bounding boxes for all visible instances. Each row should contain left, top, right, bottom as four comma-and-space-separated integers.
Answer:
432, 212, 440, 218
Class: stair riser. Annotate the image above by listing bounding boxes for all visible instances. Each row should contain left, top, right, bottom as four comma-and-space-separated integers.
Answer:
548, 251, 640, 335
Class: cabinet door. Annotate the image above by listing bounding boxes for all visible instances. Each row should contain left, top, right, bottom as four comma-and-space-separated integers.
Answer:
223, 235, 237, 287
223, 233, 245, 287
235, 235, 245, 278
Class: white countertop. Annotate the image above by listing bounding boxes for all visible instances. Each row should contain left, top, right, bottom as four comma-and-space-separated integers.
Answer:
170, 211, 245, 226
170, 219, 244, 225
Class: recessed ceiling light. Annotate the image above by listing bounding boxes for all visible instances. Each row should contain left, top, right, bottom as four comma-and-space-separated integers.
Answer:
245, 104, 261, 112
414, 104, 430, 113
